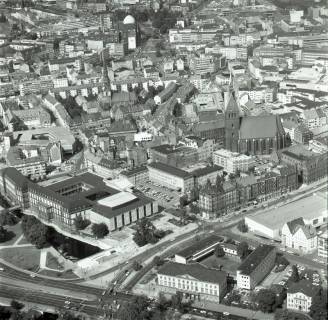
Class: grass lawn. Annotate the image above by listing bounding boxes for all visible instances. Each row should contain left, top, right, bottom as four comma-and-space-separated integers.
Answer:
38, 268, 79, 279
0, 222, 23, 246
45, 252, 64, 271
1, 246, 40, 271
201, 255, 240, 274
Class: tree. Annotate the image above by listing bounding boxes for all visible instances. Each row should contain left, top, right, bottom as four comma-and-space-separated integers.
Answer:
74, 215, 90, 230
117, 296, 150, 320
91, 223, 109, 239
21, 215, 49, 248
133, 218, 159, 246
309, 289, 328, 320
237, 219, 248, 233
179, 195, 188, 208
256, 289, 277, 313
215, 245, 225, 257
153, 256, 165, 267
290, 265, 300, 282
132, 260, 143, 271
237, 241, 249, 259
0, 14, 7, 23
0, 226, 10, 243
10, 300, 24, 311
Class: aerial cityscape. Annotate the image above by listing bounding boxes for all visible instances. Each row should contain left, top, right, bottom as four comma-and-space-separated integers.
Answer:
0, 0, 327, 319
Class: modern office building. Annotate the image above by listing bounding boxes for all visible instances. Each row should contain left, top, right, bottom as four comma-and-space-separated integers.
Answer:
0, 168, 158, 232
236, 245, 276, 290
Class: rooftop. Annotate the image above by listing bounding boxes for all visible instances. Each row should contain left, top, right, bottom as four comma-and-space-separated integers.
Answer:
238, 244, 275, 276
158, 262, 227, 285
247, 194, 327, 230
148, 162, 191, 179
176, 235, 224, 259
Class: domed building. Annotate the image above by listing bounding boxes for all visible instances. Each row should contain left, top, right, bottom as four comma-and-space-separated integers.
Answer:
123, 15, 136, 25
119, 15, 138, 51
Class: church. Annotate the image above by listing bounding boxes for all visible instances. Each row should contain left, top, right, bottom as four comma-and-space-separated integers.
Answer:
224, 92, 287, 155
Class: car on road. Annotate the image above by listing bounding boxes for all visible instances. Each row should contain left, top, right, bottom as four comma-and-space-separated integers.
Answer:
0, 267, 4, 272
30, 273, 36, 278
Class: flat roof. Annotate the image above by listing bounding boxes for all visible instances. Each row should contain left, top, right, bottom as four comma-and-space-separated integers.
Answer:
238, 244, 275, 275
176, 235, 224, 259
148, 162, 191, 179
246, 194, 327, 230
97, 192, 137, 208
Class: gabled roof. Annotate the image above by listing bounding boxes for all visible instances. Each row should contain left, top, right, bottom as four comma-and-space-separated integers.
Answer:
286, 217, 305, 234
158, 262, 227, 285
239, 115, 285, 139
225, 91, 240, 115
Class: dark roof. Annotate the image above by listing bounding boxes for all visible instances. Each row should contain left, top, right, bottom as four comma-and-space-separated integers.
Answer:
0, 167, 28, 189
286, 218, 305, 234
191, 165, 223, 178
237, 244, 275, 275
176, 235, 223, 259
148, 162, 191, 179
288, 279, 321, 297
120, 165, 148, 177
158, 262, 227, 285
239, 115, 285, 139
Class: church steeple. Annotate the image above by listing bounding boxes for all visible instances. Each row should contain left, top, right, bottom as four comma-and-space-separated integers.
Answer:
224, 90, 240, 152
101, 50, 111, 96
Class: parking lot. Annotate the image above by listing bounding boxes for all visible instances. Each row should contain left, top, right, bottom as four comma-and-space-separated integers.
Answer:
136, 180, 181, 208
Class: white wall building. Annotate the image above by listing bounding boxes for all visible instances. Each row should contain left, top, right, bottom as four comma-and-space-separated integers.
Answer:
213, 149, 255, 174
281, 218, 317, 253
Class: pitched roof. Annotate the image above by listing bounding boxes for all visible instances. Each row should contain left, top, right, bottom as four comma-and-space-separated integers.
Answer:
239, 115, 285, 139
237, 244, 275, 275
286, 217, 305, 234
0, 167, 28, 189
225, 91, 240, 115
158, 262, 227, 285
288, 279, 321, 297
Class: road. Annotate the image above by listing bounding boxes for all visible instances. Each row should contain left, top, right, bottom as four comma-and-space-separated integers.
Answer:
0, 179, 326, 319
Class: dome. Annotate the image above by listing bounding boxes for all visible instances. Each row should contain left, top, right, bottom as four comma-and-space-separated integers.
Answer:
123, 15, 136, 25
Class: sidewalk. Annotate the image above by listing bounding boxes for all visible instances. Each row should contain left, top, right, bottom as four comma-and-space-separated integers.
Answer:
192, 300, 274, 320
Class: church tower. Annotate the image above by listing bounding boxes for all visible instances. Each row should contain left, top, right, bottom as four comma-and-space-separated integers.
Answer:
224, 90, 240, 152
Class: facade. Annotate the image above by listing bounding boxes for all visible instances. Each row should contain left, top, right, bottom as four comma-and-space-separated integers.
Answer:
150, 144, 198, 169
281, 218, 317, 253
6, 146, 47, 179
0, 168, 158, 232
157, 262, 227, 302
317, 229, 328, 259
224, 92, 287, 155
199, 180, 238, 219
236, 245, 276, 290
287, 280, 320, 312
120, 165, 148, 185
148, 162, 194, 193
281, 145, 328, 184
212, 149, 255, 174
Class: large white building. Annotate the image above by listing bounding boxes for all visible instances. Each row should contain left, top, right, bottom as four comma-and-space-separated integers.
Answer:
245, 194, 327, 239
212, 149, 255, 174
281, 218, 317, 253
157, 262, 227, 302
287, 280, 320, 313
147, 162, 194, 193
